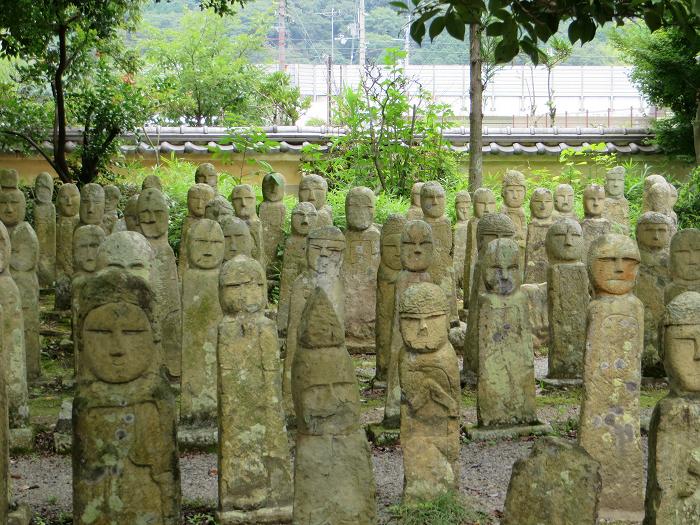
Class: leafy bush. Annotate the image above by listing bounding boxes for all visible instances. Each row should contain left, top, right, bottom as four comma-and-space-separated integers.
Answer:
675, 166, 700, 229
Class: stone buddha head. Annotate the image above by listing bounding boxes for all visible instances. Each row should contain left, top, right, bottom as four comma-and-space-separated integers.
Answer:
410, 182, 424, 208
583, 184, 605, 218
400, 220, 434, 272
455, 191, 471, 222
79, 183, 105, 225
0, 188, 25, 226
670, 229, 700, 283
636, 212, 673, 252
307, 226, 345, 276
291, 202, 318, 236
482, 237, 521, 295
34, 172, 54, 205
188, 183, 215, 219
530, 188, 554, 220
546, 219, 584, 264
219, 256, 266, 315
230, 184, 257, 221
605, 166, 626, 199
96, 231, 154, 282
554, 184, 574, 214
194, 163, 218, 192
103, 185, 121, 213
399, 282, 449, 353
73, 225, 106, 274
298, 174, 328, 210
57, 183, 80, 218
588, 234, 640, 296
647, 182, 675, 216
473, 187, 497, 219
476, 213, 515, 253
420, 181, 446, 219
502, 170, 526, 208
141, 174, 163, 191
262, 172, 286, 203
345, 186, 375, 231
381, 214, 407, 271
187, 219, 224, 270
219, 216, 253, 261
663, 291, 700, 396
205, 195, 234, 222
123, 195, 140, 232
137, 188, 169, 240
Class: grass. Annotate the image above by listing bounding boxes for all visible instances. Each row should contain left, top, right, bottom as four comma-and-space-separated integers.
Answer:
389, 491, 494, 525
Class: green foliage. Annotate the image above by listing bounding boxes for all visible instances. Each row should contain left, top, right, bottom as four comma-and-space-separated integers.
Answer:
389, 491, 492, 525
675, 166, 700, 229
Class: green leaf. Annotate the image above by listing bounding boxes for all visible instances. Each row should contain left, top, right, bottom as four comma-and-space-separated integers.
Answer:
567, 20, 579, 43
389, 1, 409, 11
445, 13, 466, 41
494, 37, 519, 63
643, 9, 662, 32
429, 16, 446, 41
410, 20, 426, 44
486, 21, 505, 37
578, 17, 596, 44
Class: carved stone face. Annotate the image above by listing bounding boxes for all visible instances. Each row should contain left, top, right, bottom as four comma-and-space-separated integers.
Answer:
605, 172, 625, 198
96, 231, 153, 282
583, 185, 605, 218
589, 235, 640, 296
187, 220, 224, 270
399, 283, 449, 352
554, 184, 574, 213
138, 189, 169, 239
82, 302, 154, 383
219, 258, 266, 314
103, 185, 121, 212
381, 234, 402, 271
299, 365, 359, 436
647, 183, 674, 215
530, 189, 553, 220
291, 203, 318, 236
400, 221, 434, 272
220, 216, 252, 261
298, 175, 327, 209
665, 323, 700, 393
482, 238, 521, 295
74, 226, 105, 273
0, 189, 25, 226
671, 230, 700, 282
262, 172, 285, 202
503, 184, 526, 208
420, 183, 446, 219
142, 175, 163, 191
80, 184, 105, 225
345, 188, 375, 231
35, 173, 54, 204
194, 163, 218, 192
0, 224, 9, 273
546, 220, 583, 262
123, 195, 139, 232
205, 195, 234, 222
476, 214, 515, 252
637, 221, 671, 251
455, 192, 471, 222
231, 185, 256, 220
473, 189, 496, 218
188, 184, 215, 218
411, 182, 424, 207
307, 233, 345, 275
57, 184, 80, 217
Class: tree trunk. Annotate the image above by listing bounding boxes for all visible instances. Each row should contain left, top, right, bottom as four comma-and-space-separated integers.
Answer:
468, 23, 483, 191
694, 90, 700, 166
53, 25, 72, 183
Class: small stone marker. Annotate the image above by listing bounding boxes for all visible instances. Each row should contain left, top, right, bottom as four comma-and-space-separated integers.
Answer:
405, 182, 424, 221
452, 190, 471, 291
524, 187, 554, 284
259, 172, 287, 270
33, 172, 56, 286
298, 174, 333, 226
580, 184, 611, 254
665, 228, 700, 304
603, 166, 630, 234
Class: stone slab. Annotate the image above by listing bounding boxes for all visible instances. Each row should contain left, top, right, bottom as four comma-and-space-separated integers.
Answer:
597, 509, 645, 524
539, 378, 583, 389
464, 423, 552, 441
217, 505, 293, 524
9, 428, 33, 452
8, 503, 31, 525
365, 423, 400, 446
177, 425, 217, 449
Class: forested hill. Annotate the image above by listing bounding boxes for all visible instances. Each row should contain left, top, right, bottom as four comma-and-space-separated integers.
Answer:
142, 0, 621, 66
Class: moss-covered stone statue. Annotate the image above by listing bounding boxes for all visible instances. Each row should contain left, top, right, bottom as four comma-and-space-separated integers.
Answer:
178, 183, 215, 277
463, 188, 497, 307
195, 162, 218, 193
205, 195, 234, 223
603, 166, 630, 234
500, 170, 527, 273
231, 184, 265, 269
259, 172, 287, 271
217, 257, 293, 524
298, 174, 333, 227
524, 187, 554, 284
101, 184, 121, 235
292, 286, 376, 525
665, 228, 700, 304
399, 282, 460, 503
580, 184, 611, 254
552, 183, 577, 222
95, 230, 155, 283
578, 234, 644, 522
343, 186, 380, 353
142, 174, 163, 192
644, 291, 700, 524
452, 190, 471, 290
219, 215, 253, 262
122, 194, 140, 233
405, 182, 424, 221
79, 183, 105, 229
73, 269, 180, 525
34, 172, 56, 287
55, 183, 80, 310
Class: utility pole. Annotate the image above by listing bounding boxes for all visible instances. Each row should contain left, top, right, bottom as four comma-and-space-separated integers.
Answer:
317, 8, 338, 63
278, 0, 286, 72
326, 54, 332, 126
358, 0, 366, 67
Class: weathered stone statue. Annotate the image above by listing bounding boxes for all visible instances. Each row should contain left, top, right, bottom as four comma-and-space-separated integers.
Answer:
463, 188, 496, 305
502, 437, 601, 525
195, 162, 218, 193
79, 183, 105, 228
406, 182, 424, 221
546, 219, 589, 380
0, 223, 29, 438
382, 220, 434, 428
524, 187, 554, 284
0, 184, 41, 381
642, 174, 670, 213
552, 183, 577, 221
205, 195, 235, 222
73, 269, 180, 525
463, 214, 516, 380
452, 190, 471, 290
647, 181, 678, 233
178, 183, 215, 277
123, 194, 140, 232
603, 166, 630, 234
219, 216, 253, 262
635, 212, 674, 378
231, 184, 265, 269
374, 214, 406, 387
277, 202, 317, 337
180, 219, 225, 428
34, 172, 56, 286
477, 238, 538, 428
665, 228, 700, 304
0, 169, 18, 191
101, 184, 121, 234
500, 170, 527, 272
96, 230, 155, 283
644, 291, 700, 524
142, 174, 163, 191
292, 287, 376, 524
259, 172, 287, 269
399, 282, 460, 503
55, 183, 80, 310
580, 184, 611, 254
421, 181, 457, 322
343, 187, 380, 352
578, 234, 644, 522
298, 174, 333, 226
217, 257, 293, 524
282, 226, 345, 420
138, 188, 182, 379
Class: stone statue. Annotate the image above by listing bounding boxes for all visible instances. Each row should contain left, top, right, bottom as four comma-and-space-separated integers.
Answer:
635, 212, 674, 378
195, 162, 218, 193
0, 184, 41, 381
231, 184, 265, 269
421, 181, 458, 322
54, 183, 80, 310
343, 187, 380, 352
647, 182, 678, 233
546, 219, 589, 380
500, 170, 527, 272
463, 188, 496, 306
96, 230, 155, 283
219, 216, 253, 262
79, 183, 105, 228
524, 187, 554, 284
644, 291, 700, 524
452, 190, 471, 290
217, 257, 293, 524
603, 166, 629, 234
282, 226, 345, 421
477, 238, 538, 428
502, 437, 601, 525
642, 175, 671, 213
142, 174, 163, 191
101, 184, 121, 234
578, 234, 644, 521
259, 172, 286, 269
665, 228, 700, 304
138, 188, 182, 379
34, 172, 56, 286
399, 282, 460, 502
181, 219, 224, 427
277, 202, 317, 337
73, 269, 180, 525
374, 214, 406, 387
580, 184, 611, 254
552, 183, 577, 221
0, 169, 18, 191
406, 182, 424, 221
178, 183, 215, 277
123, 194, 140, 232
205, 195, 235, 222
292, 287, 376, 524
382, 220, 434, 428
298, 174, 333, 226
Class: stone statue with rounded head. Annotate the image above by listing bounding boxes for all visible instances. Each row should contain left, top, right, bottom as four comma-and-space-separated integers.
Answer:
259, 172, 287, 268
298, 174, 333, 226
452, 190, 471, 291
463, 188, 496, 304
34, 172, 56, 286
524, 187, 554, 284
